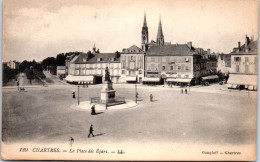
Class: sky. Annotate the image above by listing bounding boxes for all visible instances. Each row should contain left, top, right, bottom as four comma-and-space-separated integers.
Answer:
2, 0, 259, 62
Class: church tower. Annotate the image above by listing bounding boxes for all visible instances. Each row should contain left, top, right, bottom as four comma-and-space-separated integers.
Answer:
156, 16, 164, 46
141, 13, 149, 51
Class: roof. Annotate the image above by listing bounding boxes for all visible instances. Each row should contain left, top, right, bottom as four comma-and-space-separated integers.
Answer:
146, 44, 197, 56
71, 53, 120, 64
231, 40, 258, 55
123, 45, 143, 54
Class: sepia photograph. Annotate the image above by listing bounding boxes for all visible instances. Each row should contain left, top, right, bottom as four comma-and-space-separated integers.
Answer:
1, 0, 258, 160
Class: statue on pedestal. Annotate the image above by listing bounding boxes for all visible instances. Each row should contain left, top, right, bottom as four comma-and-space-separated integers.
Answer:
105, 67, 111, 82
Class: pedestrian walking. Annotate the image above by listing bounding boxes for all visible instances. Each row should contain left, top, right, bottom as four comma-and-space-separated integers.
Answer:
88, 124, 95, 138
150, 94, 153, 102
91, 105, 96, 115
17, 80, 20, 91
185, 88, 187, 94
72, 92, 75, 98
181, 88, 183, 94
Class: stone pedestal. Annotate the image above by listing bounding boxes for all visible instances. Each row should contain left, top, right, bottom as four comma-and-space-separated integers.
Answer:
100, 81, 116, 103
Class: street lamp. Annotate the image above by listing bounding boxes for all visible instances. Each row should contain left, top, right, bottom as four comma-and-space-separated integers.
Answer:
135, 82, 137, 104
78, 85, 80, 105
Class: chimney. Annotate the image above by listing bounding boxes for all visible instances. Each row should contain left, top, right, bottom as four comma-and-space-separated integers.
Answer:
187, 42, 192, 49
207, 49, 210, 55
238, 42, 241, 49
245, 35, 249, 47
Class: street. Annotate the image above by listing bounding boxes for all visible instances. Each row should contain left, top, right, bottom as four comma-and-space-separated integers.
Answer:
2, 73, 257, 146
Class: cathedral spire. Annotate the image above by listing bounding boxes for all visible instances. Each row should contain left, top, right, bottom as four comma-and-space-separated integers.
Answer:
141, 12, 149, 51
143, 12, 147, 27
156, 15, 164, 46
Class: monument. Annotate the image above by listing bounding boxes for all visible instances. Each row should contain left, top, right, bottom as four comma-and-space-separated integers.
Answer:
100, 67, 116, 103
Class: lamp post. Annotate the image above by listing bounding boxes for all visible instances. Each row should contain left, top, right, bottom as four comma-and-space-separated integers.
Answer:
78, 85, 80, 105
135, 82, 137, 104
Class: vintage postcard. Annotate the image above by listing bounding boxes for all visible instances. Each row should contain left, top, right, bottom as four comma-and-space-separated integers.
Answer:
1, 0, 258, 160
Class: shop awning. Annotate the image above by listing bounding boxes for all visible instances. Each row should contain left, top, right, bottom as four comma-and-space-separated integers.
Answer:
161, 74, 167, 79
65, 75, 94, 82
168, 74, 178, 78
143, 77, 160, 82
126, 76, 137, 81
207, 75, 219, 79
227, 74, 257, 86
202, 75, 219, 80
166, 78, 192, 83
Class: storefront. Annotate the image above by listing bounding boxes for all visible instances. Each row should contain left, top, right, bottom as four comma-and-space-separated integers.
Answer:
143, 77, 161, 85
166, 78, 192, 86
201, 75, 219, 85
227, 74, 257, 91
65, 75, 94, 84
126, 76, 137, 83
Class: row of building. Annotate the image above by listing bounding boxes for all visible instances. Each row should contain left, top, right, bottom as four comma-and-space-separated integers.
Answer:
59, 14, 257, 90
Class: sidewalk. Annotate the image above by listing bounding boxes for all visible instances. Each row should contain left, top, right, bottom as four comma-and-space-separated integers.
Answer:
2, 85, 44, 89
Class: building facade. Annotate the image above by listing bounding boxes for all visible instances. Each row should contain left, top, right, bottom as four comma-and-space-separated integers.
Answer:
217, 53, 231, 75
66, 51, 121, 84
144, 42, 204, 85
121, 45, 145, 83
227, 35, 258, 90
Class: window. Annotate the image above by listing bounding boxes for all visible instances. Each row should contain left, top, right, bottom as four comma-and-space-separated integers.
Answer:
221, 55, 223, 60
178, 66, 181, 70
170, 66, 173, 70
139, 61, 142, 68
139, 70, 142, 74
151, 64, 155, 70
122, 61, 126, 68
151, 57, 155, 62
162, 66, 166, 70
245, 65, 249, 73
129, 62, 135, 69
121, 70, 125, 74
131, 56, 133, 60
185, 75, 189, 78
234, 57, 241, 62
236, 65, 239, 72
245, 57, 249, 62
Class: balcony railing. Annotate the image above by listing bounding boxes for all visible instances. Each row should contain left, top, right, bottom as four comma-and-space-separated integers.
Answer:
90, 97, 126, 107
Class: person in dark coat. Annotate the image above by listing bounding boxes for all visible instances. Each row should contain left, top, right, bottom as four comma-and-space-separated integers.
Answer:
181, 89, 183, 94
150, 94, 153, 102
88, 124, 95, 138
185, 88, 187, 94
91, 105, 96, 115
72, 92, 75, 98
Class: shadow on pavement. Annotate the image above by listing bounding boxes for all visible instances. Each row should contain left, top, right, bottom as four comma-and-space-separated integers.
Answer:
92, 112, 104, 115
95, 133, 105, 137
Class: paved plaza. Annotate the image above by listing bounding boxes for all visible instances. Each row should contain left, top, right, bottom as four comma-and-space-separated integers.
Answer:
2, 76, 257, 145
